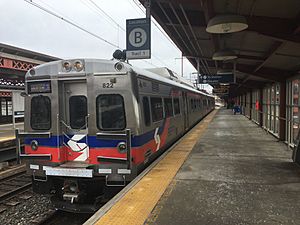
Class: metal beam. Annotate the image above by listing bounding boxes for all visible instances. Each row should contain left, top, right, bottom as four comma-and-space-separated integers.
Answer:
254, 41, 283, 72
179, 4, 211, 74
157, 2, 194, 55
201, 0, 220, 52
184, 54, 265, 62
169, 3, 210, 74
161, 8, 300, 43
254, 16, 300, 73
236, 64, 288, 82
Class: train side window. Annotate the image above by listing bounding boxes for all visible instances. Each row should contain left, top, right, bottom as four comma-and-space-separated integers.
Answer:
174, 98, 180, 115
97, 94, 126, 130
142, 97, 151, 126
164, 98, 173, 117
151, 97, 163, 122
190, 99, 193, 110
69, 96, 87, 129
31, 95, 51, 130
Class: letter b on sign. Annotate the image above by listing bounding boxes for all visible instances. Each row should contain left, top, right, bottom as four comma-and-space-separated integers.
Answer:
129, 28, 147, 48
135, 32, 142, 44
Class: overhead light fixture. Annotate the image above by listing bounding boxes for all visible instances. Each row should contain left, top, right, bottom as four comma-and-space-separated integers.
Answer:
212, 49, 237, 61
206, 14, 248, 34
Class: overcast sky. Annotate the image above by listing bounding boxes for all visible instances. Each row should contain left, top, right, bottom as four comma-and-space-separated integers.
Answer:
0, 0, 211, 91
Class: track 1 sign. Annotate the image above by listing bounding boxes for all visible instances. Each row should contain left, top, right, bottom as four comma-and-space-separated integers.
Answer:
126, 18, 151, 59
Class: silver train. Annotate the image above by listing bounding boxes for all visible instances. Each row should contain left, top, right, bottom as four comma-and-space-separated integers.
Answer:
19, 59, 215, 212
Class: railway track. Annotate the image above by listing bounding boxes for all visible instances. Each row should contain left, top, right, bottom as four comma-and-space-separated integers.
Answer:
0, 172, 32, 202
37, 210, 92, 225
0, 168, 32, 213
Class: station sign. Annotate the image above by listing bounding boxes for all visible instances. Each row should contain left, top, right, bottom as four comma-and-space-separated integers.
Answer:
126, 18, 151, 59
198, 72, 235, 84
213, 88, 229, 95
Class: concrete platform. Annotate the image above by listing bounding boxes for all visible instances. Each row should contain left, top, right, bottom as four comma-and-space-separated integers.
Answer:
0, 122, 23, 142
0, 123, 24, 162
146, 109, 300, 225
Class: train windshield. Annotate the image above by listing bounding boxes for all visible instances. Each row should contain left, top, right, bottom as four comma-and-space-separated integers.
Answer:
96, 94, 126, 130
31, 95, 51, 130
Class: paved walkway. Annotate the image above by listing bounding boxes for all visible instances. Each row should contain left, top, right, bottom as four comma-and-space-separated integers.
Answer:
146, 109, 300, 225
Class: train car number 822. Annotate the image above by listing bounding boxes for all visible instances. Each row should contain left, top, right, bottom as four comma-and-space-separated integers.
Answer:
102, 82, 114, 88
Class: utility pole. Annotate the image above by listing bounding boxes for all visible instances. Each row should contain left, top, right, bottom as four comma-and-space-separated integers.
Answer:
145, 0, 151, 18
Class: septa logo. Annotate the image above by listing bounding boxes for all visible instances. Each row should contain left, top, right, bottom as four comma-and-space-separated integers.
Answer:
67, 134, 89, 161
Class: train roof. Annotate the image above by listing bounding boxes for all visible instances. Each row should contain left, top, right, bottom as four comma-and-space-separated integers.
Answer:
26, 58, 214, 98
131, 66, 213, 97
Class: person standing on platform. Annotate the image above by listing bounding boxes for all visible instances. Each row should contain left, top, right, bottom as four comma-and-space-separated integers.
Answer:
233, 104, 240, 115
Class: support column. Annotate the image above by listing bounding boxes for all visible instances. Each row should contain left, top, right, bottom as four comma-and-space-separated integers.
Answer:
259, 88, 263, 127
244, 94, 247, 116
279, 81, 286, 141
249, 90, 252, 120
145, 0, 151, 18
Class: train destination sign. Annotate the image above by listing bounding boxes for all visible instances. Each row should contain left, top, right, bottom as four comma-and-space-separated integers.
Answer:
198, 73, 235, 84
126, 18, 151, 59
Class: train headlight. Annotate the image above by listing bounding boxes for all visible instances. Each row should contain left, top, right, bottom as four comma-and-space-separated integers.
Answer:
29, 69, 35, 75
63, 61, 72, 72
74, 60, 84, 72
114, 62, 124, 71
30, 140, 39, 151
117, 142, 127, 153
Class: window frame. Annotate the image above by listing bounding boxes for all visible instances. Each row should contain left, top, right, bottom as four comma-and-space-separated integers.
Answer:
96, 94, 126, 131
30, 95, 51, 130
69, 95, 88, 129
150, 97, 164, 122
164, 97, 174, 118
173, 98, 180, 115
142, 96, 151, 127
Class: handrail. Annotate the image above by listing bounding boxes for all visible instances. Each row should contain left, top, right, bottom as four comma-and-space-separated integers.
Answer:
15, 129, 21, 164
15, 129, 52, 164
57, 114, 90, 154
240, 106, 300, 125
97, 129, 132, 170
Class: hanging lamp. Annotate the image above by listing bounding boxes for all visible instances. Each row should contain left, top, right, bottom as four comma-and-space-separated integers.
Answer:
206, 14, 248, 33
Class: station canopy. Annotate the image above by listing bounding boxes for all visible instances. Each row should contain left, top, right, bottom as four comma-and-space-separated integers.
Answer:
138, 0, 300, 97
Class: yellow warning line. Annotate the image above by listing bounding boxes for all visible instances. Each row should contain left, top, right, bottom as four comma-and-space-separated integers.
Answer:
95, 110, 218, 225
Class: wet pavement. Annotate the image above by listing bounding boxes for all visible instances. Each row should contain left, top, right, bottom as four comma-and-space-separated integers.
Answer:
146, 109, 300, 225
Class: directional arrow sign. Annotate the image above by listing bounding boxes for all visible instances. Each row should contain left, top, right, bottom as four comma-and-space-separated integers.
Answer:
198, 73, 235, 84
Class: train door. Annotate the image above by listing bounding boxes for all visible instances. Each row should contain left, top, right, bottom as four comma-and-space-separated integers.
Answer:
61, 81, 89, 162
182, 92, 189, 130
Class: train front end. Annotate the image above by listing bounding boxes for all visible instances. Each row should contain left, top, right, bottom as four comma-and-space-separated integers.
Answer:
20, 59, 137, 212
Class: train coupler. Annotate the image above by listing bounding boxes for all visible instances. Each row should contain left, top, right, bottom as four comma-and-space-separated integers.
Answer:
63, 193, 79, 204
105, 174, 126, 187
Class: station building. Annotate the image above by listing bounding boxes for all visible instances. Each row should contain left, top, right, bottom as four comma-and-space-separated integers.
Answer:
0, 43, 59, 124
137, 0, 300, 147
84, 1, 300, 224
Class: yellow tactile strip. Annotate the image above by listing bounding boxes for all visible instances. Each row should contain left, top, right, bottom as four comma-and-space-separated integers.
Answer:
95, 110, 218, 225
